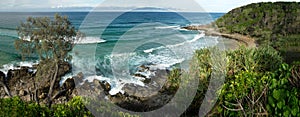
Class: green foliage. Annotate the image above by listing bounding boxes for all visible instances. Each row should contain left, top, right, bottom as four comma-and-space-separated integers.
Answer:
83, 98, 140, 117
215, 2, 300, 62
0, 97, 49, 116
14, 14, 84, 107
52, 96, 92, 117
166, 69, 182, 93
178, 46, 299, 116
267, 64, 300, 116
15, 14, 81, 61
216, 2, 300, 37
226, 46, 282, 73
189, 48, 212, 110
0, 96, 140, 117
215, 71, 270, 116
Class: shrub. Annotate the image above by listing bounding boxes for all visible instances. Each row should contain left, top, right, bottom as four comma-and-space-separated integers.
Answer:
213, 71, 270, 116
226, 46, 282, 74
267, 64, 300, 116
0, 96, 139, 117
181, 46, 298, 116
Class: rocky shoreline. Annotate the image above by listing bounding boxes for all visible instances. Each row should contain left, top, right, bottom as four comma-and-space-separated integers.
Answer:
182, 25, 257, 48
0, 62, 178, 112
77, 65, 178, 112
0, 62, 77, 104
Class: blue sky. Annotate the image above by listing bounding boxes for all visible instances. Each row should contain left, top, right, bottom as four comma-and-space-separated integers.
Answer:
1, 0, 299, 12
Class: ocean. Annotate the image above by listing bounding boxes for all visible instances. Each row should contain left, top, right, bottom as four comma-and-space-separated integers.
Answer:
0, 12, 238, 95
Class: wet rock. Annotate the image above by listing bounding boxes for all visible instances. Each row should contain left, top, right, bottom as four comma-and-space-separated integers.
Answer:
138, 65, 150, 72
63, 78, 75, 90
110, 93, 125, 104
109, 69, 175, 112
100, 81, 111, 93
73, 72, 84, 85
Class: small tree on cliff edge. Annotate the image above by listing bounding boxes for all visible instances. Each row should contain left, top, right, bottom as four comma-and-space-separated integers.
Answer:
15, 14, 83, 107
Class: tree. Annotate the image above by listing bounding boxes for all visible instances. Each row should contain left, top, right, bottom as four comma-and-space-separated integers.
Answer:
15, 14, 83, 107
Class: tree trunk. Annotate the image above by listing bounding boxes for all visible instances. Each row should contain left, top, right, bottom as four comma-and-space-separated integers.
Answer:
47, 62, 59, 108
34, 82, 39, 105
0, 81, 12, 97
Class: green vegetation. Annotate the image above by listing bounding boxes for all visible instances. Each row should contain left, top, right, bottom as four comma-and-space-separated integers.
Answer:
15, 14, 83, 107
3, 46, 299, 116
0, 96, 91, 116
3, 2, 300, 116
215, 2, 300, 63
174, 47, 300, 116
0, 96, 139, 117
209, 2, 300, 115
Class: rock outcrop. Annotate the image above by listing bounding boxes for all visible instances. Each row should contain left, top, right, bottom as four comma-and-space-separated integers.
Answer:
0, 62, 76, 104
98, 68, 178, 112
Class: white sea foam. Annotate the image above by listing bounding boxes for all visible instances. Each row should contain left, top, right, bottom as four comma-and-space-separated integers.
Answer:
58, 32, 205, 95
143, 32, 205, 53
60, 53, 185, 95
75, 37, 106, 44
188, 32, 205, 43
83, 75, 145, 95
0, 61, 38, 76
148, 58, 185, 70
59, 73, 74, 86
19, 36, 106, 44
135, 70, 153, 79
143, 46, 165, 53
22, 36, 31, 41
155, 25, 180, 30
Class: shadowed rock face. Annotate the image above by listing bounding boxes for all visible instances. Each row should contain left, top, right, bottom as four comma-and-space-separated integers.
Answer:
0, 71, 5, 83
97, 68, 178, 112
0, 62, 76, 104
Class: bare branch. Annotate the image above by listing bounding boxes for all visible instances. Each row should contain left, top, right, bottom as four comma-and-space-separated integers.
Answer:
0, 81, 12, 97
222, 104, 242, 111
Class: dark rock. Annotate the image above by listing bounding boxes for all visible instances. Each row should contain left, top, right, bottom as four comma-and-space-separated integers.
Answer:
58, 62, 71, 77
0, 71, 5, 83
109, 69, 175, 112
138, 65, 150, 72
6, 69, 13, 80
134, 73, 147, 78
133, 74, 151, 84
63, 78, 75, 90
100, 81, 111, 93
73, 72, 84, 85
110, 93, 125, 104
7, 68, 32, 88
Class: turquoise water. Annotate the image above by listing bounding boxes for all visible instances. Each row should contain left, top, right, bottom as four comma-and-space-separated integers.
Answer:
0, 12, 224, 66
0, 11, 230, 94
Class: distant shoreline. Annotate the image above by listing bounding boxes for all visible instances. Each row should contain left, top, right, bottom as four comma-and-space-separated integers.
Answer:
182, 25, 256, 48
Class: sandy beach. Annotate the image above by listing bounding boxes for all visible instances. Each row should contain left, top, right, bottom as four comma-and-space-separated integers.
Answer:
182, 25, 256, 48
